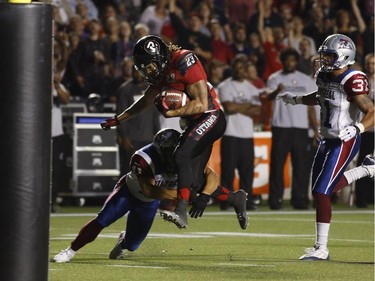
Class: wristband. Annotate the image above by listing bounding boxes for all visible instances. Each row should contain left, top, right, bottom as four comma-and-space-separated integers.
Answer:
294, 96, 303, 104
354, 123, 365, 134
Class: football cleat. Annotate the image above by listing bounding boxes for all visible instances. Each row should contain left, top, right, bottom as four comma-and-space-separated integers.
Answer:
53, 247, 76, 263
361, 154, 375, 178
299, 245, 329, 261
160, 210, 187, 229
232, 190, 249, 230
109, 231, 125, 260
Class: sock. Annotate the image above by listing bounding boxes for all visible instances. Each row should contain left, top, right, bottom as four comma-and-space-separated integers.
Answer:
332, 176, 348, 193
313, 193, 331, 250
315, 222, 330, 250
314, 193, 332, 223
211, 186, 230, 202
177, 187, 190, 201
71, 218, 104, 251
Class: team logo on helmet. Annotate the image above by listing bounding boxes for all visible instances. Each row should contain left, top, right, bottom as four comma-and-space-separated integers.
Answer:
144, 40, 160, 55
338, 38, 353, 50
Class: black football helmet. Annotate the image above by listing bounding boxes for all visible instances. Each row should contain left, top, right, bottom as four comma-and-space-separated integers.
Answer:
153, 128, 180, 172
132, 35, 170, 85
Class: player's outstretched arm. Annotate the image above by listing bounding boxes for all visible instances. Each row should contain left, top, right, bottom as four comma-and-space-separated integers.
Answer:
278, 91, 318, 105
117, 87, 159, 121
101, 87, 159, 130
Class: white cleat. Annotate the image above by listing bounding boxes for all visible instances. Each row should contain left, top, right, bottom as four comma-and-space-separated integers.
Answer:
160, 210, 187, 229
300, 245, 329, 261
361, 154, 375, 178
109, 231, 125, 259
53, 247, 76, 263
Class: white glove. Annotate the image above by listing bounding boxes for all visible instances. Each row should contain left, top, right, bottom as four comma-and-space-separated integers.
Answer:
338, 125, 360, 142
278, 92, 297, 105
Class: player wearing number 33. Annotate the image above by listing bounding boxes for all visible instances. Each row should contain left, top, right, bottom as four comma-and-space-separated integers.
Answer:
279, 34, 374, 261
100, 35, 226, 229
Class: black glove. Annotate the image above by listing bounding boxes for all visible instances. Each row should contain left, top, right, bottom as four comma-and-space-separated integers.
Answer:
100, 115, 119, 130
189, 193, 210, 218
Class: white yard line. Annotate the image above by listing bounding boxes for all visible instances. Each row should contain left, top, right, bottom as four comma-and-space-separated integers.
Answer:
51, 209, 374, 218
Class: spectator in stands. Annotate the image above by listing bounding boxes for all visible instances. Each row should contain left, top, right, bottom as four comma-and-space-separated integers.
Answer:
116, 64, 160, 175
63, 32, 86, 99
75, 2, 92, 31
99, 4, 118, 24
297, 37, 315, 76
284, 16, 316, 56
194, 1, 213, 36
258, 0, 287, 81
226, 0, 257, 26
51, 38, 71, 212
278, 3, 294, 27
246, 62, 267, 132
207, 59, 227, 89
110, 20, 135, 78
303, 5, 333, 48
231, 23, 252, 59
248, 32, 266, 78
67, 0, 99, 21
67, 14, 89, 40
75, 19, 111, 100
133, 23, 150, 41
332, 9, 363, 58
103, 16, 120, 46
106, 57, 134, 103
350, 0, 373, 59
209, 18, 234, 66
247, 0, 284, 34
266, 48, 318, 210
217, 56, 262, 211
168, 0, 212, 65
139, 0, 170, 36
355, 53, 375, 208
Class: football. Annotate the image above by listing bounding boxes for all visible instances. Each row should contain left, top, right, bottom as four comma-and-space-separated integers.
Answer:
159, 89, 190, 110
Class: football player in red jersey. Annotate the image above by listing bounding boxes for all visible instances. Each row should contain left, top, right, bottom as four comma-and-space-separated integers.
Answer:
52, 129, 248, 263
279, 34, 374, 261
101, 35, 227, 229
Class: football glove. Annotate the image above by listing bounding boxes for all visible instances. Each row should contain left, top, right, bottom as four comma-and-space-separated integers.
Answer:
189, 193, 210, 218
154, 94, 168, 117
338, 125, 361, 142
278, 92, 300, 105
277, 92, 302, 105
100, 115, 119, 130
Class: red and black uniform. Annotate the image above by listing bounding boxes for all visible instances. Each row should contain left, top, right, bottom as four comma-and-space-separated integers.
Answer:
152, 49, 226, 198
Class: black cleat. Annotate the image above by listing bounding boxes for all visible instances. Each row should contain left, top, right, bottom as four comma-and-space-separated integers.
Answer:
232, 190, 249, 230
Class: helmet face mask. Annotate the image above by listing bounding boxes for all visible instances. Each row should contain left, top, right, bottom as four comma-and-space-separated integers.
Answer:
153, 128, 180, 172
132, 35, 170, 84
318, 34, 356, 72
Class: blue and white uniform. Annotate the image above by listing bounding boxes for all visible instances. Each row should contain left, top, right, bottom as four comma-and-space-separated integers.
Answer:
95, 144, 177, 251
312, 68, 369, 195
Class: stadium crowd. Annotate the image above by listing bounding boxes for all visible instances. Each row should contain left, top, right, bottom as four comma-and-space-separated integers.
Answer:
48, 0, 374, 210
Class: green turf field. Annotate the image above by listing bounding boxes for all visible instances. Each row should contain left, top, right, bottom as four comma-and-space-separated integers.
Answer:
49, 203, 374, 281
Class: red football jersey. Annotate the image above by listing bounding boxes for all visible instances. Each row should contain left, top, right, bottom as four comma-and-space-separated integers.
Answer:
151, 49, 220, 119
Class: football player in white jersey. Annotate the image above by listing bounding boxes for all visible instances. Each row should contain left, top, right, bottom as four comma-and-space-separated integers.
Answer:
53, 129, 248, 263
279, 34, 374, 261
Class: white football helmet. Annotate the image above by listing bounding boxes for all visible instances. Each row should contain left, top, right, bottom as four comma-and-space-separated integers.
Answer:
318, 34, 356, 72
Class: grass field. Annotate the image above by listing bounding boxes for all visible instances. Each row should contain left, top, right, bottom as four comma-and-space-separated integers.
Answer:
49, 203, 374, 281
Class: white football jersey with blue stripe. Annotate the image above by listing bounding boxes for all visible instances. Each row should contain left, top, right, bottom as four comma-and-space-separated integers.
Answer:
316, 68, 369, 138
